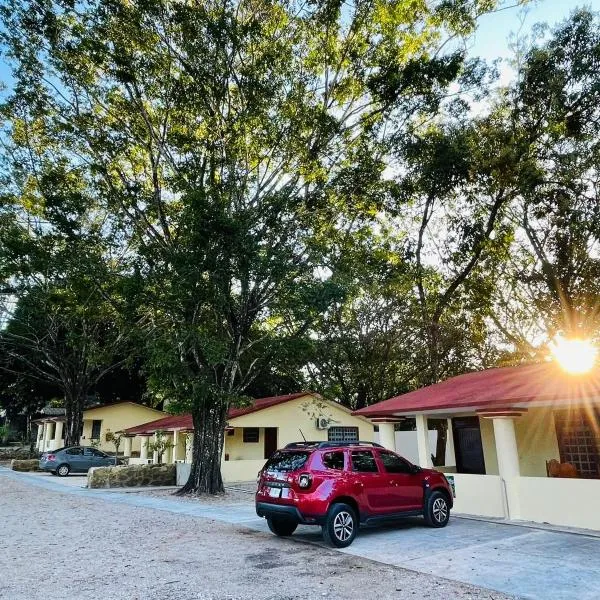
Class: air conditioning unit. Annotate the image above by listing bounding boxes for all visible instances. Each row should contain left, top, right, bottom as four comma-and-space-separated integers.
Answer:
316, 417, 330, 430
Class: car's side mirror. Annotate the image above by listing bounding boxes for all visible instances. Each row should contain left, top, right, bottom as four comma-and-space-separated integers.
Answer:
410, 464, 421, 474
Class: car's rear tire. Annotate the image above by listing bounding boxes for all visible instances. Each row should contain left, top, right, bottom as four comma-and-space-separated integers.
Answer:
266, 517, 297, 537
424, 490, 450, 528
56, 464, 70, 477
322, 503, 358, 548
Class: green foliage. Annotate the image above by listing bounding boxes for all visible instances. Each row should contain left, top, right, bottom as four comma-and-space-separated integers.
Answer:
0, 0, 536, 491
491, 9, 600, 355
146, 430, 175, 465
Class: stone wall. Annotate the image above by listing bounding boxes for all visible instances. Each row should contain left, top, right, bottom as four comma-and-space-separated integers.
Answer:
1, 447, 40, 461
87, 464, 176, 488
10, 459, 41, 472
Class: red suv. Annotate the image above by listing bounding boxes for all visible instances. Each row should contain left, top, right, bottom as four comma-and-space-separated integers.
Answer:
256, 441, 453, 547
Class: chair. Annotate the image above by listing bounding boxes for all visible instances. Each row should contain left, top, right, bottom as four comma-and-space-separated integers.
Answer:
546, 459, 578, 478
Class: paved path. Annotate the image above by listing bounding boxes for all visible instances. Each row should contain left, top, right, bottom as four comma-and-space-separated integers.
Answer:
3, 468, 600, 599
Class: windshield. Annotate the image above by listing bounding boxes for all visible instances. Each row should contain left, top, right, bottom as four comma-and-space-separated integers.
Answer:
263, 451, 309, 472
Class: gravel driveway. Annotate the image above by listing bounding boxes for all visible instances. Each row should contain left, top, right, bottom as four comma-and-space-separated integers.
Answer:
0, 472, 513, 600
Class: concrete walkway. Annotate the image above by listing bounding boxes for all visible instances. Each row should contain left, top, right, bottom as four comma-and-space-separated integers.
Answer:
3, 467, 599, 600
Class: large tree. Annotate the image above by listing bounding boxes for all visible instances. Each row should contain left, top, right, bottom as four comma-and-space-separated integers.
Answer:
490, 10, 600, 358
0, 149, 129, 445
1, 0, 516, 492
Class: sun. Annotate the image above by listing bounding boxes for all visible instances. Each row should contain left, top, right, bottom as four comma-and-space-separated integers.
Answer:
550, 335, 598, 375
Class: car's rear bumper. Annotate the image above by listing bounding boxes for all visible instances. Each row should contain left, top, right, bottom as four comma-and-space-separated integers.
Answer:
38, 461, 57, 471
256, 502, 325, 525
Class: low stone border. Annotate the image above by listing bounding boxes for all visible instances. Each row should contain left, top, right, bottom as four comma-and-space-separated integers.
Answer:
1, 448, 40, 461
87, 463, 176, 488
10, 459, 41, 472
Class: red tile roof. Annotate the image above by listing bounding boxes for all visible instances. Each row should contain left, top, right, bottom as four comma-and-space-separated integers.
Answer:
354, 362, 600, 418
122, 413, 193, 435
122, 392, 313, 435
228, 392, 311, 419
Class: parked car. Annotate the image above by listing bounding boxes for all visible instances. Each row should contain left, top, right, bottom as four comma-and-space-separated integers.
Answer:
255, 441, 453, 547
39, 446, 117, 476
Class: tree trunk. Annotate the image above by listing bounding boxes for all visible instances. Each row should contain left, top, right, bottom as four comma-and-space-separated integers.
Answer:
178, 402, 228, 495
432, 420, 448, 467
427, 321, 440, 385
355, 382, 368, 410
64, 391, 84, 447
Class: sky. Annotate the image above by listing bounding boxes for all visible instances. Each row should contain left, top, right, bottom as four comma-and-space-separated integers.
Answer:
470, 0, 600, 63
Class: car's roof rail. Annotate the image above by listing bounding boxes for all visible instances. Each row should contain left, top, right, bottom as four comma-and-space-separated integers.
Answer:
283, 441, 322, 449
283, 440, 383, 450
316, 441, 384, 449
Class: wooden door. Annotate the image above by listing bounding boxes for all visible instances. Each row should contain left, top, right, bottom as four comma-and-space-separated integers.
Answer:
452, 417, 486, 474
264, 427, 278, 459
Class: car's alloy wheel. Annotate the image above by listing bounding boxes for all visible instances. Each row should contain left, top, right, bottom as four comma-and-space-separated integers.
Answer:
432, 497, 448, 524
57, 464, 70, 477
424, 490, 450, 528
333, 511, 354, 542
323, 503, 358, 548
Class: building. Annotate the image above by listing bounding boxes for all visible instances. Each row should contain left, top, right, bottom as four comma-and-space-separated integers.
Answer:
122, 392, 374, 483
34, 402, 168, 455
354, 362, 600, 531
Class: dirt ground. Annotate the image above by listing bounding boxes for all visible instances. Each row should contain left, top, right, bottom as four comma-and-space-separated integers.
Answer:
0, 475, 513, 600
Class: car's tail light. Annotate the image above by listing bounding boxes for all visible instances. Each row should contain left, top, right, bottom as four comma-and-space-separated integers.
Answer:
298, 473, 312, 489
47, 454, 56, 461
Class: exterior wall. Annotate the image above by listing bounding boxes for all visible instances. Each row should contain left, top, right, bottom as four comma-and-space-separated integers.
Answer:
177, 462, 191, 485
222, 459, 267, 483
518, 477, 600, 530
515, 407, 561, 476
173, 432, 187, 462
479, 417, 499, 475
442, 472, 506, 518
176, 460, 266, 484
225, 427, 265, 460
80, 404, 166, 452
374, 430, 439, 465
450, 409, 559, 477
224, 395, 373, 461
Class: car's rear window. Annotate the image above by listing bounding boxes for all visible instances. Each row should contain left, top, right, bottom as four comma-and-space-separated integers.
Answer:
263, 451, 310, 472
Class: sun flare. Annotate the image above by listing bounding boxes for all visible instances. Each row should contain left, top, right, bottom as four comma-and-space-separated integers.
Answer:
550, 335, 598, 375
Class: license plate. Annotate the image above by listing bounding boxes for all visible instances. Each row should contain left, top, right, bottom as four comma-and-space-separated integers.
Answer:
268, 487, 281, 498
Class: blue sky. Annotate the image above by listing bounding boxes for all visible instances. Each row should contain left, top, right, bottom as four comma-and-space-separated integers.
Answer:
470, 1, 600, 62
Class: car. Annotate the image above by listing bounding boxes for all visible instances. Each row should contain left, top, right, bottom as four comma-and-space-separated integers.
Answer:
39, 446, 117, 476
255, 441, 453, 547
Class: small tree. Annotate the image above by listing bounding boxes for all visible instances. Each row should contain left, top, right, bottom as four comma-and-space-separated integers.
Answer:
105, 430, 123, 465
146, 431, 174, 465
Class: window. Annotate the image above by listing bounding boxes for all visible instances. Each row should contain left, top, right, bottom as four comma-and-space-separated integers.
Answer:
328, 426, 359, 443
243, 427, 259, 443
555, 410, 599, 478
66, 447, 82, 456
379, 451, 412, 474
83, 447, 95, 457
351, 450, 378, 473
322, 451, 345, 470
91, 420, 102, 440
264, 451, 309, 472
93, 449, 108, 457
